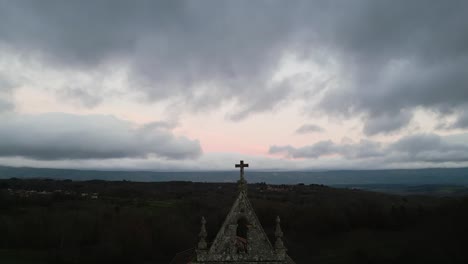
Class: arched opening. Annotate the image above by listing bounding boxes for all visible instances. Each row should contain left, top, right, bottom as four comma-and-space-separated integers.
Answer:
237, 217, 248, 239
236, 217, 249, 253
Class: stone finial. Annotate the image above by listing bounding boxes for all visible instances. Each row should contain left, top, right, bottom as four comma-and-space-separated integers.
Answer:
274, 216, 286, 250
198, 216, 208, 250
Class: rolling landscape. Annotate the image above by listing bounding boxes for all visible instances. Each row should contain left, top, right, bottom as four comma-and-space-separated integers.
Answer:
1, 166, 468, 263
2, 166, 468, 196
1, 0, 468, 263
1, 177, 468, 264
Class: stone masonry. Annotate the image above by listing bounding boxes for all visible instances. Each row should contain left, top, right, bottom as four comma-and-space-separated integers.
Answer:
192, 161, 295, 264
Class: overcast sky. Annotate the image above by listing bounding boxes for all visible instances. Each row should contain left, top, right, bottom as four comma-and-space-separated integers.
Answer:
1, 0, 468, 171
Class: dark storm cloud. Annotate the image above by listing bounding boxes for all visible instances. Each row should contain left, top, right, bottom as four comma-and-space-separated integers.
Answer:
270, 133, 468, 163
0, 113, 202, 160
295, 124, 324, 134
1, 0, 468, 126
311, 1, 468, 134
0, 0, 296, 118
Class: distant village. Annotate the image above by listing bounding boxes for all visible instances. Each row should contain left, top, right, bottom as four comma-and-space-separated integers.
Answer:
5, 188, 99, 200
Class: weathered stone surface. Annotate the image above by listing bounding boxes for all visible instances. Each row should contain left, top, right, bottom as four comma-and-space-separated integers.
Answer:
192, 161, 295, 264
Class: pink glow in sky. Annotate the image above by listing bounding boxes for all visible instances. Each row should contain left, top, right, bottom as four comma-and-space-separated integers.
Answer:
1, 1, 468, 170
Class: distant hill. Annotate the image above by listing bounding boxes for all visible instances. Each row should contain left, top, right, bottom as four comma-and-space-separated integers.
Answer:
1, 165, 468, 186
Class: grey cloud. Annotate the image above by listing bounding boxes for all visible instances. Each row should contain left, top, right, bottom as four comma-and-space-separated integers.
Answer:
0, 75, 13, 89
389, 133, 468, 163
295, 124, 324, 134
269, 139, 383, 159
270, 141, 335, 159
434, 109, 468, 130
141, 121, 178, 131
451, 110, 468, 129
314, 1, 468, 133
0, 74, 15, 112
363, 110, 412, 136
0, 1, 296, 118
226, 81, 292, 121
270, 133, 468, 164
1, 1, 468, 125
340, 140, 384, 159
390, 134, 445, 154
268, 145, 296, 157
0, 113, 202, 160
57, 87, 102, 108
0, 99, 13, 112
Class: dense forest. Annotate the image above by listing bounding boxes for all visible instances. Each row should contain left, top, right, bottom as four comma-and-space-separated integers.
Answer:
1, 178, 467, 263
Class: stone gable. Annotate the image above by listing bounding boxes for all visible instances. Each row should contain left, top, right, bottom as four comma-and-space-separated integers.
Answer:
191, 161, 295, 264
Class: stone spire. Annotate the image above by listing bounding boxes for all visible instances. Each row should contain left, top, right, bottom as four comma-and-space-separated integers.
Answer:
198, 216, 208, 250
275, 216, 287, 256
235, 160, 249, 193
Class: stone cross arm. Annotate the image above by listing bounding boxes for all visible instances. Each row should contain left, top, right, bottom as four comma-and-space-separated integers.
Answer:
235, 160, 249, 180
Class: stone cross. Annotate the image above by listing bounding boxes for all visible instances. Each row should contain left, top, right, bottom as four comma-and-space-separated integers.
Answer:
235, 160, 249, 182
235, 160, 249, 193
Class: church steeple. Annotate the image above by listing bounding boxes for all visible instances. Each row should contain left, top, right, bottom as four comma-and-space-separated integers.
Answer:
235, 160, 249, 193
192, 161, 295, 264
